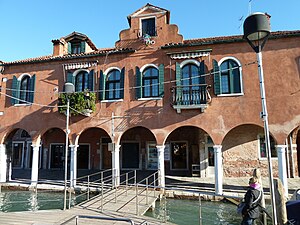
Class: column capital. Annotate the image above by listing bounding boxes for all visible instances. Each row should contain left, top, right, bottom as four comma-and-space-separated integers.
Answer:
276, 145, 287, 153
69, 145, 79, 151
31, 144, 41, 149
213, 145, 222, 152
156, 145, 165, 152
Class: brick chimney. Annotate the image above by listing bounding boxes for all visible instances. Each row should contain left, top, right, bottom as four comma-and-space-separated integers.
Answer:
52, 39, 65, 56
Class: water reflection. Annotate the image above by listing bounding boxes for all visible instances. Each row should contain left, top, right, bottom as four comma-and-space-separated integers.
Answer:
0, 190, 89, 212
145, 198, 241, 225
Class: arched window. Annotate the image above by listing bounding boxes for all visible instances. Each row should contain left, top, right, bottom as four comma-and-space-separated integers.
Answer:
20, 75, 30, 104
75, 71, 89, 92
11, 74, 36, 105
106, 69, 121, 100
142, 67, 159, 97
213, 58, 242, 95
181, 63, 200, 90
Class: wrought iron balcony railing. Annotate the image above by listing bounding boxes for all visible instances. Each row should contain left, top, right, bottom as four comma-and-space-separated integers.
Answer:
171, 84, 211, 113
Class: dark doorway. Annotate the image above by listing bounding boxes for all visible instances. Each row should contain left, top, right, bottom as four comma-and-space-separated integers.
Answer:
50, 144, 64, 169
122, 143, 139, 169
77, 145, 89, 169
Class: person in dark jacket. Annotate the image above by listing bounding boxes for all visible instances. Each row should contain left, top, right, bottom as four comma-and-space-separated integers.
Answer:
241, 177, 262, 225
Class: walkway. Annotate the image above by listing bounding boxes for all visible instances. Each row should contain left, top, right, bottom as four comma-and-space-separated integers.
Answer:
0, 186, 169, 225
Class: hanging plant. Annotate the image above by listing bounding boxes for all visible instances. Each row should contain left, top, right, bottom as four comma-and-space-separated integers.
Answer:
58, 90, 96, 116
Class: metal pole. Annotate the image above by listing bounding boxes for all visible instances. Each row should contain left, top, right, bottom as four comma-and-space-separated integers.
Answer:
199, 193, 202, 225
63, 98, 70, 210
256, 51, 278, 225
87, 175, 90, 200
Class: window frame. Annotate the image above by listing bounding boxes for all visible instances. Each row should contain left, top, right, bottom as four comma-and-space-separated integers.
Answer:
13, 73, 35, 106
217, 57, 244, 97
257, 134, 278, 160
105, 67, 122, 100
140, 16, 157, 37
73, 69, 90, 92
141, 64, 159, 98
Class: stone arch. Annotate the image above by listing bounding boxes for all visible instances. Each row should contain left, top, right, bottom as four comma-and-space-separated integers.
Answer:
222, 124, 278, 177
119, 126, 157, 170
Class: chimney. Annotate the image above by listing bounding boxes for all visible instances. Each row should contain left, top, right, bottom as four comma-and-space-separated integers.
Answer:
52, 39, 65, 56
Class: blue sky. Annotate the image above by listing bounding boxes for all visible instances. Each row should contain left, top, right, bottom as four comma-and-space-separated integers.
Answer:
0, 0, 299, 62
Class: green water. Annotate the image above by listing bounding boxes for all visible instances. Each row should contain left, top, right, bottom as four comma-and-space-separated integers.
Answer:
145, 198, 244, 225
0, 190, 87, 212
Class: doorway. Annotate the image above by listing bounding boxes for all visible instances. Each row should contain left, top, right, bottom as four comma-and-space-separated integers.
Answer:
122, 142, 140, 169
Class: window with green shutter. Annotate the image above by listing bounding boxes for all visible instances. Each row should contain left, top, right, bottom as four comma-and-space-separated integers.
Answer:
99, 70, 106, 100
142, 66, 159, 98
136, 66, 142, 99
105, 69, 121, 100
220, 59, 242, 94
11, 74, 35, 105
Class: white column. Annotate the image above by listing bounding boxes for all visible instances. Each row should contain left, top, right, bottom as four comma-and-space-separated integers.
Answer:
0, 144, 7, 182
156, 145, 165, 188
70, 145, 78, 187
31, 144, 40, 185
213, 145, 223, 195
276, 145, 288, 198
112, 144, 120, 187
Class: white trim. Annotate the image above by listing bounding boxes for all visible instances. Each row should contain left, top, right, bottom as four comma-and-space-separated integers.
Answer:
17, 73, 32, 81
73, 69, 90, 77
180, 59, 200, 68
139, 16, 157, 37
140, 64, 159, 73
137, 97, 162, 101
217, 93, 244, 97
101, 99, 123, 103
170, 141, 189, 171
104, 67, 121, 76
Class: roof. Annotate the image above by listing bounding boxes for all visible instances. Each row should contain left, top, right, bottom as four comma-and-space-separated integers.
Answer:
162, 30, 300, 49
127, 3, 170, 27
1, 30, 300, 66
1, 48, 135, 66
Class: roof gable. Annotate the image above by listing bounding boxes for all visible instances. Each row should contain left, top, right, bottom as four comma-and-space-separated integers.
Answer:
127, 3, 170, 26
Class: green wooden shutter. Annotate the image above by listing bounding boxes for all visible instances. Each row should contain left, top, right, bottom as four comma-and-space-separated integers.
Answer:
213, 59, 221, 95
67, 42, 72, 54
99, 70, 106, 100
80, 41, 85, 53
229, 62, 234, 94
175, 62, 182, 104
67, 72, 74, 84
158, 64, 164, 97
28, 74, 36, 103
11, 75, 20, 105
120, 67, 125, 99
199, 61, 206, 84
136, 66, 142, 99
88, 70, 94, 91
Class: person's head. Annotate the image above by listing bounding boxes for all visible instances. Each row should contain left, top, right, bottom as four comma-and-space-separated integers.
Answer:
249, 177, 258, 185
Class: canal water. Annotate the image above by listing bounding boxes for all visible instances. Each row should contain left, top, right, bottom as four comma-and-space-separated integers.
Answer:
145, 198, 248, 225
0, 190, 86, 212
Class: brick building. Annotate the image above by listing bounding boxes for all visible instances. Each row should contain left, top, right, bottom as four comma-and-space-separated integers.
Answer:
0, 4, 299, 193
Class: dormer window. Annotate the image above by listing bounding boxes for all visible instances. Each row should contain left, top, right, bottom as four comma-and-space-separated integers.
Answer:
67, 40, 86, 54
141, 17, 156, 36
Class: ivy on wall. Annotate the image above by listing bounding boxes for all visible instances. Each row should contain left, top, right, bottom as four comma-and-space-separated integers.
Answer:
58, 91, 96, 116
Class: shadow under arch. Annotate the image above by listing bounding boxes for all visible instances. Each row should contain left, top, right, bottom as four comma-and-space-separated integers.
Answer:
163, 125, 213, 177
119, 126, 157, 171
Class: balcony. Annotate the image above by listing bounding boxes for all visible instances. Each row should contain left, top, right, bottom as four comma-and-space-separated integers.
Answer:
171, 84, 211, 113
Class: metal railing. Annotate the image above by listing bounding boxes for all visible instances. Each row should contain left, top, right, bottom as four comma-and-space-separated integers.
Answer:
60, 215, 135, 225
171, 84, 210, 106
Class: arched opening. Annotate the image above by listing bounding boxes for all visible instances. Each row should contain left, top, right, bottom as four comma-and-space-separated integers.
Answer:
4, 129, 33, 179
78, 128, 111, 170
120, 127, 156, 170
164, 126, 211, 177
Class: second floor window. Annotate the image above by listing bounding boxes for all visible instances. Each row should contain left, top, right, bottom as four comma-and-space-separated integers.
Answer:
67, 41, 86, 54
213, 58, 243, 95
142, 67, 159, 97
11, 74, 36, 105
142, 17, 156, 36
67, 70, 94, 92
106, 69, 121, 100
